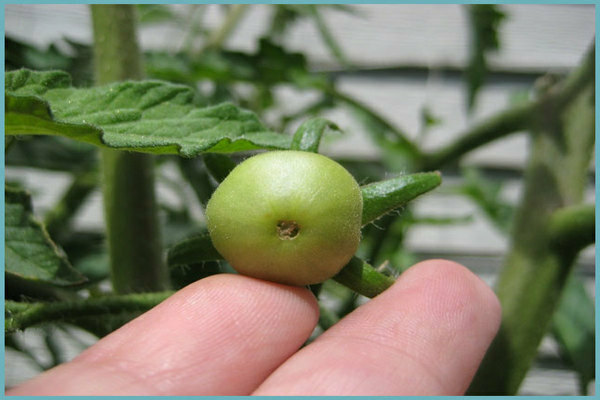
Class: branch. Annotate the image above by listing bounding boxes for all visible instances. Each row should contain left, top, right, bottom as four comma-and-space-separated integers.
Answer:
420, 43, 595, 171
548, 204, 595, 254
6, 292, 174, 333
323, 85, 421, 158
467, 44, 595, 395
203, 4, 249, 51
91, 5, 169, 293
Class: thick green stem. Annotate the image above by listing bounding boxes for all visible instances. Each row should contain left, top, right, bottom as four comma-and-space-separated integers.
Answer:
420, 101, 534, 170
548, 204, 595, 255
468, 51, 595, 394
5, 292, 174, 333
91, 5, 169, 293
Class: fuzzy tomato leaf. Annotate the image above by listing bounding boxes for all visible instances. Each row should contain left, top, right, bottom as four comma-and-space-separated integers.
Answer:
5, 69, 291, 156
361, 171, 442, 226
167, 233, 223, 267
291, 117, 340, 153
5, 186, 86, 286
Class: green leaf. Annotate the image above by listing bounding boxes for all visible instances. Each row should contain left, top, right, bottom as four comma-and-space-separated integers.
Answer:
6, 36, 94, 86
167, 233, 223, 267
465, 4, 507, 111
5, 136, 98, 172
176, 157, 218, 206
361, 171, 442, 226
291, 117, 340, 153
147, 38, 324, 90
5, 185, 86, 286
6, 69, 291, 156
551, 275, 595, 394
203, 153, 237, 183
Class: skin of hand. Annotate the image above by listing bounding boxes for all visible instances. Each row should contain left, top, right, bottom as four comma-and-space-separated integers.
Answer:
6, 259, 501, 396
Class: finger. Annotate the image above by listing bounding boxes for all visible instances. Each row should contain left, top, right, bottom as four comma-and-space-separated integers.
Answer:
7, 274, 319, 396
254, 259, 501, 395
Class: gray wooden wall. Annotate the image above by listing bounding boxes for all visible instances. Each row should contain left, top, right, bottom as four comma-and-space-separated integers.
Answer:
5, 4, 595, 395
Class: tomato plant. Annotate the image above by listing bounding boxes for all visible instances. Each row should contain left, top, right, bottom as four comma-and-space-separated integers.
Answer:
4, 4, 594, 396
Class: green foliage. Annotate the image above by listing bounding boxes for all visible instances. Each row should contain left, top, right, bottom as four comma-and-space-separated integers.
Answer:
465, 4, 507, 111
361, 172, 442, 226
291, 117, 341, 153
6, 36, 94, 86
4, 6, 595, 395
551, 275, 595, 395
5, 186, 86, 288
6, 69, 290, 155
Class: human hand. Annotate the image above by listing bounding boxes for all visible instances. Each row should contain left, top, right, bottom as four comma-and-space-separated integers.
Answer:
6, 259, 500, 396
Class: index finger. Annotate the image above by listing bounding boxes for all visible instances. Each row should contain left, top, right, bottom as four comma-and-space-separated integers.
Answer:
6, 274, 319, 396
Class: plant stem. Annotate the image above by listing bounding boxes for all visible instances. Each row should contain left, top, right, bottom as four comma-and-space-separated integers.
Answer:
420, 101, 534, 170
308, 5, 350, 68
318, 303, 340, 331
323, 85, 420, 158
91, 5, 169, 293
548, 204, 595, 255
44, 170, 97, 241
5, 292, 174, 333
332, 257, 395, 298
202, 4, 249, 52
467, 50, 595, 394
420, 44, 595, 171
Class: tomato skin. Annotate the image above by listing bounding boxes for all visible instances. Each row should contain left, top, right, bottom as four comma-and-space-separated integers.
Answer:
206, 150, 363, 286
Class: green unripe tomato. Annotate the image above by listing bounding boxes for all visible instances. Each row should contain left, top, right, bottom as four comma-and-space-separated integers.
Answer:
206, 150, 363, 286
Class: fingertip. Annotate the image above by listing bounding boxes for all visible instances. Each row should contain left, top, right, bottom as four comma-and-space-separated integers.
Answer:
8, 274, 321, 396
400, 258, 501, 335
254, 258, 502, 395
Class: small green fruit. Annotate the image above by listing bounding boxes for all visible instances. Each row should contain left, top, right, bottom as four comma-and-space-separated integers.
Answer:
206, 150, 363, 286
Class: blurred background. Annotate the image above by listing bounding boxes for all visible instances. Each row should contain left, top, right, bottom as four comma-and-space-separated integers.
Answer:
5, 4, 595, 394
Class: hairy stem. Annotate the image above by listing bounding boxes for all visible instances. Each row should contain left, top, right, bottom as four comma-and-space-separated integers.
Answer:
6, 292, 174, 333
468, 49, 595, 395
91, 5, 169, 293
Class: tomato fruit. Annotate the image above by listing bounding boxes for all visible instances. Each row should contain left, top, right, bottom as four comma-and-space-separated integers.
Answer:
206, 150, 363, 286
